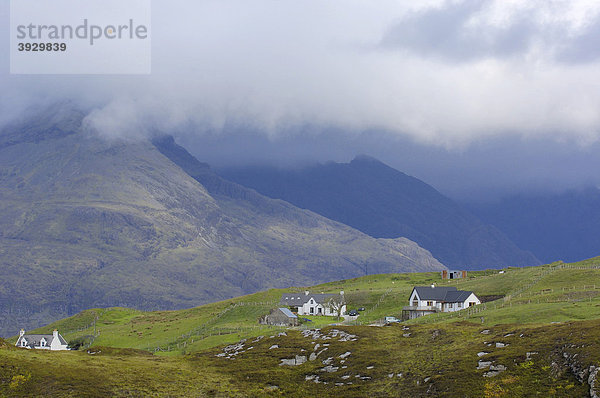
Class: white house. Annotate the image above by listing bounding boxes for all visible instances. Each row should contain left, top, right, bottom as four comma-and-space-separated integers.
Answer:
280, 291, 347, 317
15, 329, 69, 351
402, 285, 480, 320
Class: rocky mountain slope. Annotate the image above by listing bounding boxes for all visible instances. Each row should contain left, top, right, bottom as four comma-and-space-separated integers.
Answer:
221, 157, 540, 269
0, 111, 443, 336
221, 156, 539, 269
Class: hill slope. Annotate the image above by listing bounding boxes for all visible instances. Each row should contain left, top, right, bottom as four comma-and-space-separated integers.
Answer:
4, 258, 600, 397
0, 111, 443, 337
221, 156, 539, 269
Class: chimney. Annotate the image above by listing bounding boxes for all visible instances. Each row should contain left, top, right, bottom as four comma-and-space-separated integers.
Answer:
340, 290, 344, 296
305, 290, 309, 296
431, 284, 435, 288
53, 329, 59, 339
19, 329, 25, 337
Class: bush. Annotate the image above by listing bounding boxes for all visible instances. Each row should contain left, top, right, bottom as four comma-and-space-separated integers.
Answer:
67, 335, 95, 350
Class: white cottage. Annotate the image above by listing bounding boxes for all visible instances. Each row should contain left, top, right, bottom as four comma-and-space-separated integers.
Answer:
280, 291, 347, 317
402, 285, 480, 320
15, 329, 69, 351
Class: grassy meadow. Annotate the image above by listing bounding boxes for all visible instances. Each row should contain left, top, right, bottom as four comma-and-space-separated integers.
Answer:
2, 256, 600, 396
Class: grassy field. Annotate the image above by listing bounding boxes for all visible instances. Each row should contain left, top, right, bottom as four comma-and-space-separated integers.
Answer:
14, 257, 600, 356
2, 319, 599, 397
3, 257, 600, 396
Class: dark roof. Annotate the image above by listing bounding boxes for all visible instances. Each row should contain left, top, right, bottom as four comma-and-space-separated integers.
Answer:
413, 286, 457, 301
16, 333, 68, 347
280, 292, 344, 306
280, 293, 306, 305
413, 286, 475, 303
444, 290, 473, 302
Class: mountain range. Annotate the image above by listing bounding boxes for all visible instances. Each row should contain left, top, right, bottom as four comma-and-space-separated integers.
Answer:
221, 157, 539, 270
467, 188, 600, 263
0, 109, 443, 336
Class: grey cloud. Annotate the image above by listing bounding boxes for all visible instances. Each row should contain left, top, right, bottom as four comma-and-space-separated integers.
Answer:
380, 0, 600, 64
381, 1, 532, 60
1, 0, 600, 199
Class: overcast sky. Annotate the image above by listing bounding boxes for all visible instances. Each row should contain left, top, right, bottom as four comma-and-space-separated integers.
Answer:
1, 0, 600, 200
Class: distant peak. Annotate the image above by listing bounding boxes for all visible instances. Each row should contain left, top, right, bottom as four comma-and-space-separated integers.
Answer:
350, 155, 382, 164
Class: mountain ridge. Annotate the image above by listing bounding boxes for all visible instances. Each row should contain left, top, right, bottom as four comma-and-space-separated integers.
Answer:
220, 157, 540, 269
0, 110, 443, 337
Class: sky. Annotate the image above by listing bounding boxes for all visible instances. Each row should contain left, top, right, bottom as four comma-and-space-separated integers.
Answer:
1, 0, 600, 201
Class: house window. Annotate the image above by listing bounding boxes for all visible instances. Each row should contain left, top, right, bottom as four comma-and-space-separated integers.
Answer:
412, 300, 418, 307
21, 340, 27, 347
40, 340, 46, 347
310, 307, 314, 314
469, 302, 476, 307
458, 302, 462, 308
427, 301, 433, 307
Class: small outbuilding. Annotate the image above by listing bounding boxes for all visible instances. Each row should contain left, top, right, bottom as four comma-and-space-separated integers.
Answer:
259, 308, 299, 327
441, 270, 467, 280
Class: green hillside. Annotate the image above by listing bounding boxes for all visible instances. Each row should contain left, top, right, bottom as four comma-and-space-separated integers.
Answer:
2, 257, 599, 397
16, 257, 600, 354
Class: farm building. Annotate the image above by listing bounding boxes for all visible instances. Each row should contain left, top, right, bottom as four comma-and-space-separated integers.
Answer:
259, 307, 299, 326
402, 285, 480, 320
15, 329, 69, 351
280, 290, 346, 317
441, 270, 467, 280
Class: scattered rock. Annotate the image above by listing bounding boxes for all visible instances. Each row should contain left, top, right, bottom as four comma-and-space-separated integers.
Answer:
278, 332, 287, 337
366, 366, 374, 370
339, 351, 351, 359
335, 383, 344, 386
490, 364, 507, 371
253, 336, 264, 343
483, 371, 502, 377
496, 342, 507, 348
265, 385, 279, 391
504, 333, 514, 337
309, 353, 317, 361
477, 352, 489, 357
320, 365, 339, 373
322, 357, 334, 365
481, 330, 490, 335
477, 361, 492, 370
269, 345, 279, 350
424, 377, 431, 382
403, 333, 411, 337
526, 352, 538, 360
305, 375, 316, 381
314, 343, 320, 351
341, 375, 351, 380
397, 373, 403, 378
588, 365, 598, 398
296, 355, 307, 365
388, 373, 395, 378
279, 355, 307, 366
